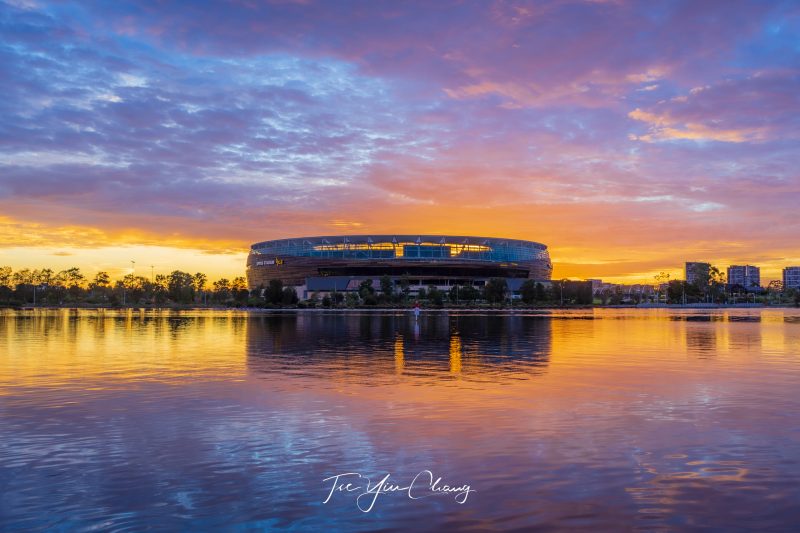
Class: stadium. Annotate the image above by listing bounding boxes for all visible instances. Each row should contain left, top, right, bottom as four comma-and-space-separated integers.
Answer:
246, 235, 552, 295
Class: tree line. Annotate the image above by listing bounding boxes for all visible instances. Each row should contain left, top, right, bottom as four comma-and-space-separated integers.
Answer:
0, 266, 593, 308
0, 266, 255, 306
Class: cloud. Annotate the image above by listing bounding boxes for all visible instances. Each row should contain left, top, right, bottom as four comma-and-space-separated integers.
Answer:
628, 72, 800, 143
0, 215, 247, 253
0, 0, 798, 282
628, 116, 766, 143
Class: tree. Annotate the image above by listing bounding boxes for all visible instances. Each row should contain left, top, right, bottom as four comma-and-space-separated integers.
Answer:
520, 279, 537, 304
484, 278, 508, 305
168, 270, 195, 303
708, 266, 726, 302
654, 271, 670, 303
92, 271, 110, 288
766, 280, 783, 305
0, 266, 11, 289
359, 279, 377, 305
192, 272, 207, 292
153, 274, 169, 304
231, 276, 248, 303
265, 279, 284, 305
192, 272, 207, 303
399, 274, 411, 303
667, 280, 686, 304
535, 282, 546, 302
12, 268, 33, 287
427, 285, 444, 306
332, 291, 344, 306
345, 292, 359, 308
307, 292, 320, 308
358, 279, 375, 297
117, 274, 148, 304
281, 286, 298, 305
0, 266, 12, 301
213, 278, 231, 303
380, 275, 394, 299
37, 268, 54, 286
448, 285, 461, 304
231, 276, 246, 292
459, 285, 480, 304
571, 281, 594, 305
61, 267, 85, 289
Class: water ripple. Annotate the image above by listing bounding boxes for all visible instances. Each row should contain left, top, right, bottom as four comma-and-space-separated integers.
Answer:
1, 309, 800, 530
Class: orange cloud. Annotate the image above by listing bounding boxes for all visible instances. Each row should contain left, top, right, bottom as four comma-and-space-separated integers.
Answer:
0, 215, 247, 254
628, 108, 767, 143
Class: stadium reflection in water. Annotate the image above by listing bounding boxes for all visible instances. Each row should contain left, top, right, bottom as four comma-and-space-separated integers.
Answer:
2, 309, 800, 531
246, 313, 552, 381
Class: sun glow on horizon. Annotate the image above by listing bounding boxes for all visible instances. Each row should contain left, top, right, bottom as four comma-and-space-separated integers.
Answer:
0, 1, 797, 283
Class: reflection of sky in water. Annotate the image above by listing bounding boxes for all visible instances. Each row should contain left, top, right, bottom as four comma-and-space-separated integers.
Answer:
1, 309, 800, 530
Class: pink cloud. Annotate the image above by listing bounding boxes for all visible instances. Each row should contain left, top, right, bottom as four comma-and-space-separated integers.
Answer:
628, 72, 800, 143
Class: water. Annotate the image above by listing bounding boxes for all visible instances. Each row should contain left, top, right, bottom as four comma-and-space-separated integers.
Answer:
1, 309, 800, 531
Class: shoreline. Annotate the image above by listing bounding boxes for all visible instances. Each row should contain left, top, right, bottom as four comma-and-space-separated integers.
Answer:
3, 303, 797, 313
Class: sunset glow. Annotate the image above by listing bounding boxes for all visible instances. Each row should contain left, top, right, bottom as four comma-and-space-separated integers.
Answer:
1, 1, 798, 283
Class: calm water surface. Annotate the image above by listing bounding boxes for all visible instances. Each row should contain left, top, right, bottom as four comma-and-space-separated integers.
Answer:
1, 309, 800, 531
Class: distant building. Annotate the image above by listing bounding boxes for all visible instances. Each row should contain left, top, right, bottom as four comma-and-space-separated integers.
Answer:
727, 265, 760, 291
784, 267, 800, 290
685, 262, 710, 286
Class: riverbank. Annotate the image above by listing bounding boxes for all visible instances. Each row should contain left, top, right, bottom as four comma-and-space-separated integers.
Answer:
4, 303, 798, 313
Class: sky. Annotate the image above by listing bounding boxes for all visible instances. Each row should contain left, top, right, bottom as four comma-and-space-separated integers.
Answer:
0, 0, 798, 283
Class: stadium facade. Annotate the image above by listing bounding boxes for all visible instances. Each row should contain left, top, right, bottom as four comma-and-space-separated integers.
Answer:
247, 234, 552, 296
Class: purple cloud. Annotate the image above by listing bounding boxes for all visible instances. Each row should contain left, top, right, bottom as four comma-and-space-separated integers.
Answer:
0, 0, 798, 280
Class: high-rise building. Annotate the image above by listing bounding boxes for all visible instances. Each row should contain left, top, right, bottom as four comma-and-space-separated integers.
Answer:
784, 267, 800, 290
727, 265, 760, 291
685, 262, 710, 286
